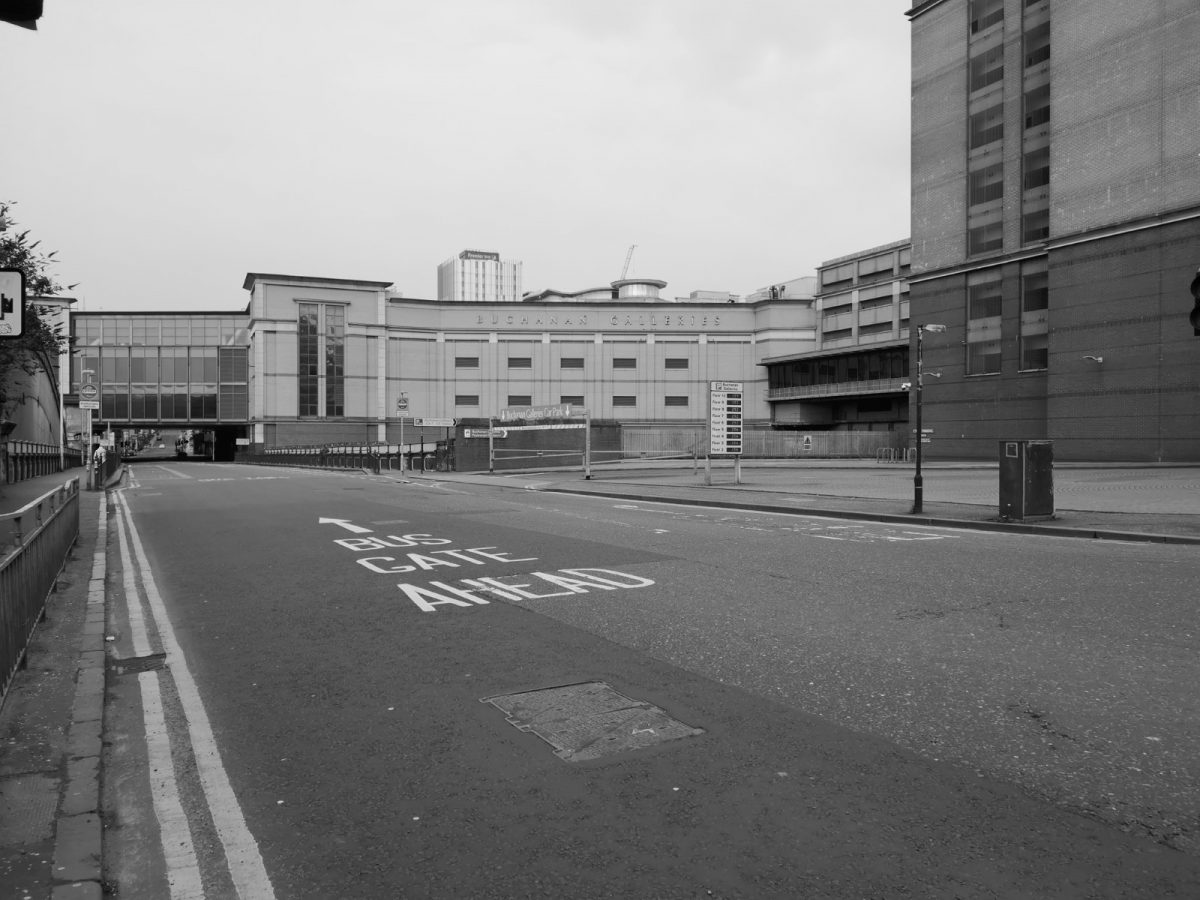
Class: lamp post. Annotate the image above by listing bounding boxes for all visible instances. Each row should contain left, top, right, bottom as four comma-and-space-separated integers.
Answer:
911, 323, 945, 515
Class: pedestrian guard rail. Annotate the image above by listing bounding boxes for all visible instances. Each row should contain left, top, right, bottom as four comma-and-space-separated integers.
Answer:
0, 477, 80, 704
243, 444, 450, 474
2, 440, 68, 484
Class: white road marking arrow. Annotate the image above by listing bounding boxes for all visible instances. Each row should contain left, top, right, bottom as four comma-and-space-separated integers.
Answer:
317, 517, 373, 534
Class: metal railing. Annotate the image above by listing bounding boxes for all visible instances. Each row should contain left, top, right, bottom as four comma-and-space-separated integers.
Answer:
1, 477, 81, 703
243, 444, 449, 474
3, 440, 67, 484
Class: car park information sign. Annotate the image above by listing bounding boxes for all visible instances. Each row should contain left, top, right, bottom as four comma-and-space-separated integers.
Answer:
708, 381, 743, 456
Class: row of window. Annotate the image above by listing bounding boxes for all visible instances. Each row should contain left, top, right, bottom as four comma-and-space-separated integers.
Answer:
966, 1, 1051, 256
454, 356, 692, 370
819, 248, 911, 287
965, 261, 1048, 375
72, 347, 248, 391
454, 395, 693, 408
768, 348, 910, 391
74, 317, 250, 348
86, 385, 249, 421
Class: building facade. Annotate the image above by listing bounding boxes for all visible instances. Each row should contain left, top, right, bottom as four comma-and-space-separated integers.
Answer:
436, 250, 523, 303
763, 241, 912, 434
243, 273, 815, 449
908, 0, 1200, 461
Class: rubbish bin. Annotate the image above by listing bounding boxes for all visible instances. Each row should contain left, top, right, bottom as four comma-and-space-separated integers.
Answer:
998, 440, 1054, 521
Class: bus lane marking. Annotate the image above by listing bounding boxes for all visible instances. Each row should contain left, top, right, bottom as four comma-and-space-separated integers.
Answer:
329, 529, 656, 613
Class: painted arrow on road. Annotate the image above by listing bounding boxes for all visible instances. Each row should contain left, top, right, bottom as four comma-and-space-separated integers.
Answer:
317, 517, 373, 534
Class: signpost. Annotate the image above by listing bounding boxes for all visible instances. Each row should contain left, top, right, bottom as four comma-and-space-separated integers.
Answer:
707, 381, 744, 485
80, 371, 97, 488
0, 269, 25, 338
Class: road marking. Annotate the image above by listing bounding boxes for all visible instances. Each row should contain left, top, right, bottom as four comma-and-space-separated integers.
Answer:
152, 465, 193, 479
318, 516, 374, 534
115, 491, 277, 899
114, 491, 153, 658
138, 670, 204, 899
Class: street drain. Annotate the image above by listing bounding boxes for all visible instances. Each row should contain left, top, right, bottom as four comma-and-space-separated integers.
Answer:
110, 652, 167, 676
482, 681, 704, 762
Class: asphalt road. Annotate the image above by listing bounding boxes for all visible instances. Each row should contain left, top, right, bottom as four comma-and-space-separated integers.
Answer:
100, 462, 1200, 898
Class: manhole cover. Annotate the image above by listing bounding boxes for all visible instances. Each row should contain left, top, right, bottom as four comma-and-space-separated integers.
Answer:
482, 681, 704, 762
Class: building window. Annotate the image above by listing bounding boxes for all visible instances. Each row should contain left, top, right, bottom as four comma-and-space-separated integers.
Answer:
297, 303, 344, 417
664, 396, 689, 407
858, 321, 894, 338
968, 221, 1004, 255
969, 104, 1005, 149
969, 44, 1004, 92
857, 253, 894, 279
455, 356, 479, 368
1023, 20, 1050, 68
612, 358, 637, 369
325, 305, 344, 417
560, 357, 584, 369
970, 0, 1004, 33
820, 262, 854, 286
1023, 145, 1050, 190
612, 395, 637, 407
506, 395, 532, 406
966, 271, 1003, 375
968, 163, 1004, 205
665, 358, 689, 370
1022, 207, 1050, 243
1024, 83, 1050, 130
298, 303, 319, 416
508, 357, 531, 369
455, 394, 479, 406
1020, 260, 1049, 371
560, 395, 584, 406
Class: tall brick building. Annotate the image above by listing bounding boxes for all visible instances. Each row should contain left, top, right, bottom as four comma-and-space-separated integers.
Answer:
907, 0, 1200, 461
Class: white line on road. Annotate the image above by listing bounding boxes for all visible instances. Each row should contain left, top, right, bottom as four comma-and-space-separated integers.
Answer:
114, 491, 153, 658
138, 670, 205, 900
115, 491, 277, 900
152, 465, 194, 479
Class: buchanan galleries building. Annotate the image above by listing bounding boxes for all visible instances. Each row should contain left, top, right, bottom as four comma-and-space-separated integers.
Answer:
72, 272, 865, 464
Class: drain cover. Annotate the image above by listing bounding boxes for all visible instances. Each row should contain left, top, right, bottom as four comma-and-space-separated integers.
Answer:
482, 681, 704, 762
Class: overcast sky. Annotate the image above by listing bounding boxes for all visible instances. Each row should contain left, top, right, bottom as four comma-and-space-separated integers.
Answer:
3, 1, 912, 311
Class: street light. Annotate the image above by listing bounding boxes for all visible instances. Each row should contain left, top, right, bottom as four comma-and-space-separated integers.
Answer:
911, 323, 946, 515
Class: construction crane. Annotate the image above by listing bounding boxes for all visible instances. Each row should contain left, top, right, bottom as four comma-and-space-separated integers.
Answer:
620, 244, 637, 279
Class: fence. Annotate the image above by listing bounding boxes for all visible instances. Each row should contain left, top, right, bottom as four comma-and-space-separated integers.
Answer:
1, 477, 81, 704
2, 440, 67, 484
242, 443, 450, 474
617, 426, 903, 461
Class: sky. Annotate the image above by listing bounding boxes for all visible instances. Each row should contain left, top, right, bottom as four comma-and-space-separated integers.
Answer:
2, 1, 913, 311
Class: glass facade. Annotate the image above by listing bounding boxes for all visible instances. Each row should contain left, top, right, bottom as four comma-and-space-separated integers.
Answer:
71, 313, 250, 424
768, 346, 909, 391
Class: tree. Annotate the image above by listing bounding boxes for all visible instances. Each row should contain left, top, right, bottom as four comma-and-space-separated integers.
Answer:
0, 201, 73, 418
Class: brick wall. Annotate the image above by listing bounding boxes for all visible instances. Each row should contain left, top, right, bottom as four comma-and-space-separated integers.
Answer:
910, 0, 969, 274
1053, 0, 1200, 234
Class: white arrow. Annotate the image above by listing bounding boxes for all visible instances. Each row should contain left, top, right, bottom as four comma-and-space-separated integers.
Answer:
317, 517, 373, 534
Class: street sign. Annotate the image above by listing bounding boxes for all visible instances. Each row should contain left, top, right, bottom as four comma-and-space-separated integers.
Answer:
708, 382, 744, 456
414, 417, 455, 427
79, 383, 99, 401
79, 400, 100, 410
465, 428, 507, 438
0, 269, 25, 338
397, 394, 409, 412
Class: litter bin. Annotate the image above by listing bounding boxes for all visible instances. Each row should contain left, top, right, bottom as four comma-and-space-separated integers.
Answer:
998, 440, 1054, 521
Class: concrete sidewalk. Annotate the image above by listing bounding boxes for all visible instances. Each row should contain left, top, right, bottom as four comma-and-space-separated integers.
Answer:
1, 471, 109, 900
444, 458, 1200, 544
1, 458, 1197, 899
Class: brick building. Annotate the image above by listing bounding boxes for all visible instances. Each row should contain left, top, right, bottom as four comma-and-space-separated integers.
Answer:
908, 0, 1200, 461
